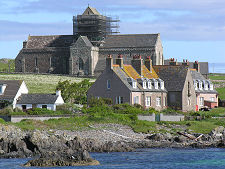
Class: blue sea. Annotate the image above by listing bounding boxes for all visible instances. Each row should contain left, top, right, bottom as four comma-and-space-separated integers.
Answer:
209, 63, 225, 73
1, 148, 225, 169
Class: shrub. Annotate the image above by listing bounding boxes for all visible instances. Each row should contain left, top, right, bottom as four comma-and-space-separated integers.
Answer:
113, 103, 144, 115
0, 106, 14, 115
56, 103, 80, 114
26, 108, 58, 115
161, 108, 183, 115
88, 97, 112, 107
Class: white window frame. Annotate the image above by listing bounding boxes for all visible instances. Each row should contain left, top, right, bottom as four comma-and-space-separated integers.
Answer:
134, 96, 139, 104
200, 97, 204, 106
161, 81, 164, 90
107, 80, 111, 89
199, 82, 203, 90
211, 97, 215, 102
188, 98, 191, 106
210, 84, 214, 90
145, 96, 151, 106
156, 97, 161, 107
143, 82, 147, 89
132, 82, 137, 89
148, 82, 151, 89
154, 81, 158, 89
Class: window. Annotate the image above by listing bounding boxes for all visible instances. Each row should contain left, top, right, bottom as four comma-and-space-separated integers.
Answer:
116, 96, 123, 104
34, 58, 37, 67
200, 97, 204, 106
199, 82, 203, 90
133, 82, 137, 88
164, 97, 167, 106
49, 57, 52, 67
194, 82, 198, 90
155, 81, 158, 89
156, 97, 161, 107
210, 84, 213, 90
107, 80, 111, 89
42, 105, 47, 109
211, 97, 215, 102
134, 96, 139, 104
79, 58, 84, 70
143, 82, 147, 89
148, 82, 151, 89
188, 82, 191, 97
0, 85, 2, 94
161, 81, 164, 90
188, 98, 191, 106
145, 96, 151, 106
22, 105, 27, 110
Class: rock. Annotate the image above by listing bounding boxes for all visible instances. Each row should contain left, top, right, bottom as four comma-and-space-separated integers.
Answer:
145, 133, 165, 141
24, 150, 99, 167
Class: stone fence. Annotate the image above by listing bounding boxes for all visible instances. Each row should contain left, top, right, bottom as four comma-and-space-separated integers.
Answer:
0, 115, 74, 123
138, 113, 185, 122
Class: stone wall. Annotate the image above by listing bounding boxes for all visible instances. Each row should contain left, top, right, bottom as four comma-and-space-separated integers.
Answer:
0, 115, 72, 123
137, 113, 185, 122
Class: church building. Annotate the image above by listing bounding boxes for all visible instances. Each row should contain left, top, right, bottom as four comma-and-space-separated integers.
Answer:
15, 6, 164, 77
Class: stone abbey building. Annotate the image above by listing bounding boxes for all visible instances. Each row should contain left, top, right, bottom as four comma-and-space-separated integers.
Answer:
15, 6, 164, 77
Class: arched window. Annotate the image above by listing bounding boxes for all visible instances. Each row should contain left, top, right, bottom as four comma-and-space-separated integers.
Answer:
79, 58, 84, 70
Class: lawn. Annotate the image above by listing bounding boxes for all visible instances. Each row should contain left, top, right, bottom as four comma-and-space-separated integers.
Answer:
209, 74, 225, 80
0, 73, 95, 93
216, 87, 225, 100
0, 59, 15, 72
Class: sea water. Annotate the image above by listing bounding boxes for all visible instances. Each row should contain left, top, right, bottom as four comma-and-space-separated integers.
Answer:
0, 148, 225, 169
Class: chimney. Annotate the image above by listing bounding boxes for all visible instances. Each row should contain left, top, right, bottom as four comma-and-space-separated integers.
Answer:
193, 61, 200, 72
169, 58, 178, 66
23, 41, 27, 48
145, 56, 152, 72
106, 54, 113, 70
182, 59, 189, 66
56, 90, 61, 96
131, 55, 143, 76
116, 54, 123, 68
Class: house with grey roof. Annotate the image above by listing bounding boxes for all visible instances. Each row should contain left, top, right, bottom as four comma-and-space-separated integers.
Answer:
16, 91, 64, 111
154, 59, 197, 112
191, 69, 218, 110
87, 55, 167, 111
0, 80, 64, 111
0, 80, 28, 109
164, 59, 209, 78
15, 6, 164, 77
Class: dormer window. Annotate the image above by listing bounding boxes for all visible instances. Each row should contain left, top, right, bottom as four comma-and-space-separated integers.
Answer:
204, 81, 208, 90
199, 81, 203, 90
154, 80, 158, 89
148, 82, 151, 89
194, 81, 198, 90
0, 84, 7, 95
133, 81, 137, 88
210, 84, 214, 90
143, 81, 147, 89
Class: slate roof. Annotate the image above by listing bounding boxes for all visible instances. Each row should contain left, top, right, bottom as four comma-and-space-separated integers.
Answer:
0, 80, 23, 101
82, 6, 100, 15
26, 35, 77, 48
101, 34, 159, 48
190, 70, 218, 94
79, 36, 93, 47
153, 65, 189, 92
164, 60, 209, 75
17, 94, 59, 104
113, 64, 166, 92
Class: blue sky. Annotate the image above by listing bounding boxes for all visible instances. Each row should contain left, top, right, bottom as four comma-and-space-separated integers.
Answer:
0, 0, 225, 64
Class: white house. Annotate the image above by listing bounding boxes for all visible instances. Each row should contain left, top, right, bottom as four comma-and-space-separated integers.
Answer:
0, 80, 64, 111
16, 90, 64, 111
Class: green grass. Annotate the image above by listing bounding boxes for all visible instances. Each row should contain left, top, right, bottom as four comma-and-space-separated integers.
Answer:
209, 75, 225, 80
0, 73, 95, 93
216, 87, 225, 100
0, 59, 15, 72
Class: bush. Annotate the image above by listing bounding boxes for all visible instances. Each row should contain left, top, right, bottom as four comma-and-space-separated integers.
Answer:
26, 108, 61, 115
83, 104, 113, 114
88, 97, 112, 107
113, 103, 144, 115
0, 106, 14, 115
56, 103, 80, 114
161, 108, 183, 115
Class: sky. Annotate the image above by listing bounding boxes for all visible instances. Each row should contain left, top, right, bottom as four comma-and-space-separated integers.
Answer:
0, 0, 225, 65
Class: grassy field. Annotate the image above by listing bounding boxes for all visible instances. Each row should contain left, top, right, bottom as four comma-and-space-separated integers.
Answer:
0, 59, 15, 72
0, 73, 95, 93
209, 73, 225, 80
216, 87, 225, 100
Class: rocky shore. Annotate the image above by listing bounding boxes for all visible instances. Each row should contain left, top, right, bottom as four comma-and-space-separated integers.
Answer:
0, 123, 224, 166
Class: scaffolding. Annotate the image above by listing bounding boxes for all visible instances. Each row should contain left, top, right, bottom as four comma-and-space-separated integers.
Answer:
73, 14, 120, 42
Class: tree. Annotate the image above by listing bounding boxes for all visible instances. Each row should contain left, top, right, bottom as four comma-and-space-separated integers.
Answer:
56, 79, 93, 104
